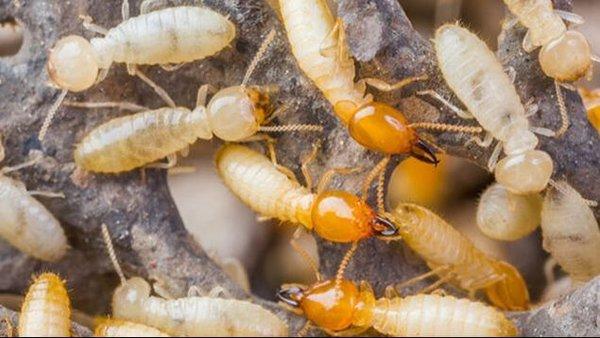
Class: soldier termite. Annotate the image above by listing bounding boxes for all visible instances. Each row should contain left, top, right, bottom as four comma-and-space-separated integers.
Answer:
38, 0, 236, 140
503, 0, 599, 136
540, 180, 600, 283
429, 23, 554, 195
18, 273, 71, 337
0, 138, 68, 262
71, 29, 321, 173
276, 246, 517, 336
579, 87, 600, 132
384, 203, 530, 311
95, 318, 170, 337
100, 224, 289, 337
476, 182, 543, 241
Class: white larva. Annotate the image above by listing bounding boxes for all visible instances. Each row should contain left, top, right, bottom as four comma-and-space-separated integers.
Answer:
434, 23, 553, 194
540, 180, 600, 282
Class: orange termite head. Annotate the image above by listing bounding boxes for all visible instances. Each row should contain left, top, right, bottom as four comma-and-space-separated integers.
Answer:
484, 261, 530, 311
341, 101, 439, 165
276, 279, 375, 332
310, 190, 398, 243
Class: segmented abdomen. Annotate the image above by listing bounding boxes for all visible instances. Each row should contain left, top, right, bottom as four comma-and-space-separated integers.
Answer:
503, 0, 566, 48
279, 0, 368, 123
216, 144, 315, 228
18, 273, 71, 337
0, 176, 67, 262
372, 295, 517, 336
95, 319, 170, 337
435, 24, 528, 141
75, 107, 210, 173
92, 7, 235, 68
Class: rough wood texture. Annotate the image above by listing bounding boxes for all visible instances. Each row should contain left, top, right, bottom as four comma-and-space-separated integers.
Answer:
0, 0, 598, 336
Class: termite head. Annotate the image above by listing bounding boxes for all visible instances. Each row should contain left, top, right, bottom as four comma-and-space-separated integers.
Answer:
495, 149, 553, 194
345, 101, 438, 165
277, 279, 375, 332
207, 85, 269, 141
484, 261, 530, 311
112, 277, 151, 314
539, 30, 592, 82
311, 190, 397, 243
47, 35, 99, 92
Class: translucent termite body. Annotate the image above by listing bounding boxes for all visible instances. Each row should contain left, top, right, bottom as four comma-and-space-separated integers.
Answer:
477, 182, 543, 241
434, 24, 553, 194
386, 203, 530, 311
277, 279, 517, 336
278, 0, 438, 165
95, 318, 170, 337
18, 273, 71, 337
215, 144, 398, 243
540, 181, 600, 282
502, 0, 592, 82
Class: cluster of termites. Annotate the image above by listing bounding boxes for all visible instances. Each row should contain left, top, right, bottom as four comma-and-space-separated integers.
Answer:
1, 0, 599, 336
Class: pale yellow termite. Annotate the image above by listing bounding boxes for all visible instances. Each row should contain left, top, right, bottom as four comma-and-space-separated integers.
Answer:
71, 29, 321, 173
540, 180, 600, 283
18, 273, 71, 337
39, 0, 236, 140
100, 224, 289, 336
476, 182, 543, 241
0, 139, 68, 262
385, 203, 530, 311
431, 23, 554, 195
94, 318, 170, 337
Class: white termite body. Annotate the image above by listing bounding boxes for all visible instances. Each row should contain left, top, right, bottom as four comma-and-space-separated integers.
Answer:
540, 181, 600, 282
112, 277, 289, 337
434, 24, 553, 194
95, 318, 170, 337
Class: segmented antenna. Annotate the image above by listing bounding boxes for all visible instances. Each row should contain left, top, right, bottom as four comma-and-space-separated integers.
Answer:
38, 89, 68, 141
101, 223, 127, 284
335, 242, 358, 288
242, 28, 277, 86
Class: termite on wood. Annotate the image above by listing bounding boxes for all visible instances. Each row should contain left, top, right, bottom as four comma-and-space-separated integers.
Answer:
39, 0, 236, 140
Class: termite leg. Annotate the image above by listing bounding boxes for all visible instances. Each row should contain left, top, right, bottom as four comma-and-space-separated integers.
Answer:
159, 63, 185, 72
121, 0, 130, 20
316, 166, 362, 195
544, 257, 559, 286
128, 64, 176, 108
361, 156, 390, 200
207, 286, 228, 298
186, 285, 203, 298
417, 89, 473, 119
319, 18, 340, 58
524, 98, 539, 117
300, 142, 320, 191
466, 131, 494, 148
385, 285, 401, 299
95, 68, 110, 85
394, 265, 451, 293
487, 141, 503, 172
262, 137, 298, 182
140, 0, 168, 14
28, 190, 65, 199
62, 100, 148, 112
0, 134, 4, 163
145, 153, 177, 170
554, 80, 570, 137
363, 75, 428, 93
195, 84, 217, 107
79, 15, 108, 35
153, 281, 176, 300
530, 126, 557, 137
290, 228, 321, 281
554, 9, 585, 26
418, 272, 454, 294
430, 288, 449, 296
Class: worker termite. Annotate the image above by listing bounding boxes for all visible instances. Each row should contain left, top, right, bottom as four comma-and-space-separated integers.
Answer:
71, 28, 321, 173
100, 224, 289, 336
39, 0, 236, 140
18, 273, 71, 337
278, 0, 487, 197
277, 245, 517, 336
476, 182, 543, 241
385, 203, 530, 311
579, 87, 600, 132
0, 138, 68, 262
503, 0, 599, 136
540, 180, 600, 283
95, 318, 170, 337
215, 143, 399, 244
429, 23, 554, 194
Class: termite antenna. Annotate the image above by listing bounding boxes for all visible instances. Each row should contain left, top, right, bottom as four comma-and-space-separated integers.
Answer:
258, 124, 323, 133
376, 169, 385, 213
554, 80, 569, 137
101, 223, 127, 285
409, 122, 483, 134
334, 242, 358, 288
242, 28, 276, 86
38, 89, 68, 141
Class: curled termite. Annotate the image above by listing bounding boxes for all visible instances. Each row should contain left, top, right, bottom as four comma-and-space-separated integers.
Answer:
385, 203, 530, 311
476, 182, 543, 241
0, 137, 68, 262
70, 29, 321, 174
100, 224, 289, 337
95, 318, 170, 337
39, 0, 236, 140
429, 23, 554, 195
540, 180, 600, 283
579, 87, 600, 132
18, 273, 71, 337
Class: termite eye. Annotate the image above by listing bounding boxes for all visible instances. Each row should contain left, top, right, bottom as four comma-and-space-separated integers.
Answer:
373, 216, 398, 237
47, 35, 99, 92
276, 285, 304, 308
539, 30, 592, 82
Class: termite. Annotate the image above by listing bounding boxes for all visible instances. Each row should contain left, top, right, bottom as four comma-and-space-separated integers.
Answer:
540, 180, 600, 283
579, 87, 600, 132
384, 203, 530, 311
18, 273, 71, 337
277, 244, 517, 336
39, 0, 236, 140
278, 0, 486, 198
0, 137, 68, 262
429, 23, 554, 195
100, 224, 289, 336
502, 0, 599, 136
95, 318, 170, 337
71, 28, 321, 173
476, 182, 543, 241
